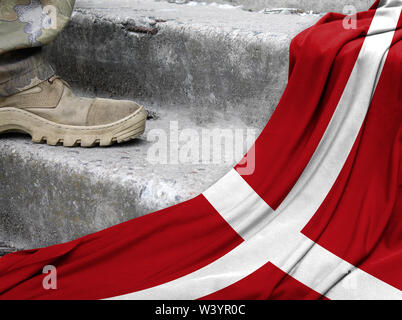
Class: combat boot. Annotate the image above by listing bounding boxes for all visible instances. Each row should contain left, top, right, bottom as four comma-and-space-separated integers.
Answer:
0, 76, 147, 147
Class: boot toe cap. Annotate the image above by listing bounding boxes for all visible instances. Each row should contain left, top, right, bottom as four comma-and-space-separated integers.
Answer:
86, 98, 143, 126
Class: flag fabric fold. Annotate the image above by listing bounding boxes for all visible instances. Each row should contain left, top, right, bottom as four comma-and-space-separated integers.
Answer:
0, 0, 401, 300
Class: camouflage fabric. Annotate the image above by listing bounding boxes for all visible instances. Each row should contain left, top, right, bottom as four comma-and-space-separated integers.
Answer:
0, 0, 75, 96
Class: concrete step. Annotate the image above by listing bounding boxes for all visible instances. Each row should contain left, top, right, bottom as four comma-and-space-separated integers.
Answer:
0, 106, 259, 249
46, 0, 319, 129
0, 0, 320, 250
169, 0, 372, 13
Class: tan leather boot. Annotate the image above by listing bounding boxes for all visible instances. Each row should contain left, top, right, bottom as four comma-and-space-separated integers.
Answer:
0, 76, 147, 147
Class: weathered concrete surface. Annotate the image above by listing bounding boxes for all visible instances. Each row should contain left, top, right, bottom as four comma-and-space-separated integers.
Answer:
0, 105, 259, 249
172, 0, 373, 13
45, 0, 319, 129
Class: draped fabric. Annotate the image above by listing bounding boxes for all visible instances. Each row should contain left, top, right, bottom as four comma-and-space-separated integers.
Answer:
0, 0, 401, 300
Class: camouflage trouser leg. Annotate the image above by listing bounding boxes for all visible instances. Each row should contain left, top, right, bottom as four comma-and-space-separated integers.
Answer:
0, 0, 75, 97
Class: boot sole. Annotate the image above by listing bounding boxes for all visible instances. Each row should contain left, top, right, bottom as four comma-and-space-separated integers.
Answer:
0, 106, 147, 147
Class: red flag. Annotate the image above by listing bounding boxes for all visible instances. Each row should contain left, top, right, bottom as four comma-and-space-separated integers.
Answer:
0, 0, 401, 300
